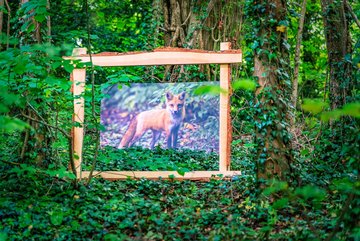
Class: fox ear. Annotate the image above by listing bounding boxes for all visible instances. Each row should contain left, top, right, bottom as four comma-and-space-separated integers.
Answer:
165, 91, 173, 100
179, 91, 186, 100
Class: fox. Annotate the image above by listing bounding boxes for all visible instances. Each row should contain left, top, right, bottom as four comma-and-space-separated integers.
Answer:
118, 91, 186, 149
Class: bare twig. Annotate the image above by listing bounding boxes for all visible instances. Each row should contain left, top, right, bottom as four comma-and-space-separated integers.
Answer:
85, 132, 100, 185
21, 112, 70, 138
0, 159, 20, 166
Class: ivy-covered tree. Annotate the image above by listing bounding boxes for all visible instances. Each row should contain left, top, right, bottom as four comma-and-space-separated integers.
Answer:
321, 0, 353, 110
246, 0, 293, 182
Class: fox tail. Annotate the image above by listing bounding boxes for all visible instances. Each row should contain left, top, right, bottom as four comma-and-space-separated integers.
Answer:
118, 117, 137, 148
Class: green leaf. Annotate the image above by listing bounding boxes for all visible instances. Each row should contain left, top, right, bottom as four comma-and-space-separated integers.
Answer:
272, 198, 289, 209
104, 234, 122, 241
34, 14, 46, 23
301, 99, 328, 114
341, 102, 360, 118
0, 232, 8, 241
263, 180, 288, 196
320, 110, 342, 122
0, 116, 30, 132
0, 103, 9, 113
49, 211, 64, 226
193, 85, 225, 95
232, 79, 257, 91
295, 185, 326, 201
176, 168, 189, 176
63, 62, 74, 73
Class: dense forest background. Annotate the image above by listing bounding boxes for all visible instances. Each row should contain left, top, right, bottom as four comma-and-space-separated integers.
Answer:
0, 0, 359, 240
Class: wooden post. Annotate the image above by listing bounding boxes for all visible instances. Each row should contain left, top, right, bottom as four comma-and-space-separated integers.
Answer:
70, 48, 87, 175
219, 42, 232, 171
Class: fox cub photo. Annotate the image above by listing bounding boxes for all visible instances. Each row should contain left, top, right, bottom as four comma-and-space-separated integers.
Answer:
100, 82, 219, 152
118, 91, 186, 149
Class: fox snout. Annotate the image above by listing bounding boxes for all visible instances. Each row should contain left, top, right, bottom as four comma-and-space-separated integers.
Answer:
172, 109, 181, 116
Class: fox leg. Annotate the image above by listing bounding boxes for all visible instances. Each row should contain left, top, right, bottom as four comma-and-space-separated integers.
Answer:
171, 125, 180, 148
128, 130, 144, 147
166, 129, 173, 149
150, 130, 161, 149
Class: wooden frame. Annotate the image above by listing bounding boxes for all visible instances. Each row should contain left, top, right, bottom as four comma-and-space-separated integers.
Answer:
64, 42, 242, 180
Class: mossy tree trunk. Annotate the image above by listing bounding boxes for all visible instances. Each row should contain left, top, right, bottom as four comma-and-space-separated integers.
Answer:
321, 0, 353, 110
250, 0, 294, 182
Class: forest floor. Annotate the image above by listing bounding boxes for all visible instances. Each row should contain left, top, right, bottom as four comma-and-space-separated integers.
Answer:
0, 148, 356, 241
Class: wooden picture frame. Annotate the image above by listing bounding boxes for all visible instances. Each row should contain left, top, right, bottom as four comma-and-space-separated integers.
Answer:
64, 42, 242, 180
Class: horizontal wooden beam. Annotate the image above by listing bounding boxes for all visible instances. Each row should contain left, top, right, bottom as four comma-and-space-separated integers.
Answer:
63, 49, 242, 67
80, 170, 241, 181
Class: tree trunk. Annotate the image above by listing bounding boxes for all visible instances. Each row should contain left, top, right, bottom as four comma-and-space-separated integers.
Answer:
292, 0, 307, 123
251, 0, 293, 182
321, 0, 352, 110
0, 0, 4, 34
158, 0, 243, 81
21, 0, 42, 43
47, 0, 51, 43
19, 0, 49, 165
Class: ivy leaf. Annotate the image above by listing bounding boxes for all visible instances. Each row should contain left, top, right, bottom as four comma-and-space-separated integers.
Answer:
49, 211, 64, 226
176, 168, 189, 176
276, 25, 286, 32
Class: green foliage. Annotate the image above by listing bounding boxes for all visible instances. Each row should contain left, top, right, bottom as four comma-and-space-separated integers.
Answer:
0, 0, 359, 240
232, 79, 257, 91
1, 164, 357, 240
84, 147, 220, 171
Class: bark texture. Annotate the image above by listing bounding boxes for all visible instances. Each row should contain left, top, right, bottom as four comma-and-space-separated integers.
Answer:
157, 0, 244, 81
321, 0, 353, 109
253, 0, 293, 181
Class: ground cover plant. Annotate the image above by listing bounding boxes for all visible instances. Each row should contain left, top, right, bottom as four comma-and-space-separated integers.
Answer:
0, 0, 359, 240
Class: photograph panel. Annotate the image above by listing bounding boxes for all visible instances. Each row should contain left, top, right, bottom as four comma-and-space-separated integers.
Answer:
100, 82, 220, 152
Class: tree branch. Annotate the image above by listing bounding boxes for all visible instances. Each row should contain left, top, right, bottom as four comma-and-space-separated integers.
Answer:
21, 112, 71, 139
345, 0, 360, 29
